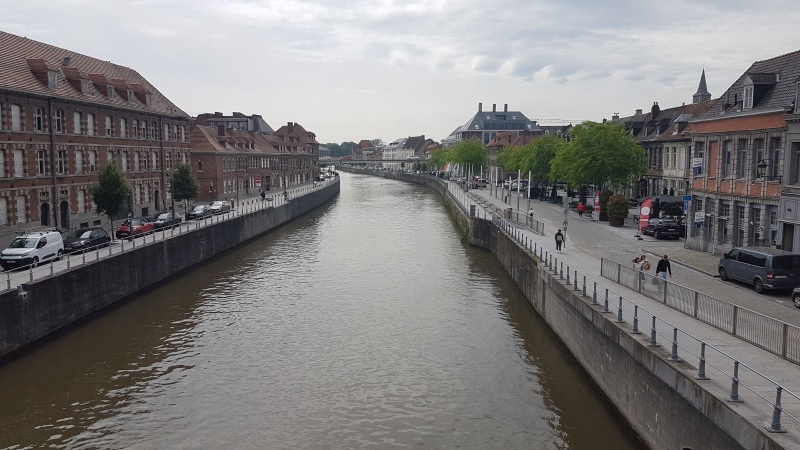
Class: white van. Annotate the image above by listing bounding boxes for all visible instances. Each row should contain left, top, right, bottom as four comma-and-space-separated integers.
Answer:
0, 229, 64, 270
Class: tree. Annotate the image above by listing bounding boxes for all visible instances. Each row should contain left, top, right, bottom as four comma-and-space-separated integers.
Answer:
450, 139, 487, 173
89, 164, 130, 240
171, 162, 199, 212
551, 121, 645, 190
606, 194, 630, 226
371, 138, 384, 146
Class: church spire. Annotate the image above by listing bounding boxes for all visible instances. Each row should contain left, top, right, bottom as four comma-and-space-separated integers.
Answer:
693, 68, 711, 103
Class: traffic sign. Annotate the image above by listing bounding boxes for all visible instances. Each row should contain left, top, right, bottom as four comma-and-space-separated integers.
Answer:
683, 195, 692, 201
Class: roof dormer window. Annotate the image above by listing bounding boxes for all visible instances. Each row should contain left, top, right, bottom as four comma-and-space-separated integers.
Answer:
108, 86, 116, 99
743, 86, 754, 109
128, 90, 135, 102
47, 71, 58, 89
80, 79, 90, 94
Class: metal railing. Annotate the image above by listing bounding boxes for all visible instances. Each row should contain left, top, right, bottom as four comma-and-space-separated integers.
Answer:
491, 220, 800, 434
601, 259, 800, 365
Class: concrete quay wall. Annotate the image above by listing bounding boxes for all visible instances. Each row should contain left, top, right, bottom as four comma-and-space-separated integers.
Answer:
344, 167, 782, 450
0, 181, 340, 359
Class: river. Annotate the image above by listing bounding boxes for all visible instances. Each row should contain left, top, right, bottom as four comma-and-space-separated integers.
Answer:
0, 172, 645, 449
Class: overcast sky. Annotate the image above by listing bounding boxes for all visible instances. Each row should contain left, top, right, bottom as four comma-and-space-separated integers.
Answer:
3, 0, 800, 145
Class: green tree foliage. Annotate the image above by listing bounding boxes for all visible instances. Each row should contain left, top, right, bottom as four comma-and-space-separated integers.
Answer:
171, 162, 199, 206
371, 138, 384, 146
551, 121, 645, 189
495, 136, 565, 183
89, 164, 130, 238
428, 148, 452, 170
450, 139, 487, 170
323, 142, 357, 157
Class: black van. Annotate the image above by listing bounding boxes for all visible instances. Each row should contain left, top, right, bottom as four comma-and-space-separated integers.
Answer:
718, 247, 800, 293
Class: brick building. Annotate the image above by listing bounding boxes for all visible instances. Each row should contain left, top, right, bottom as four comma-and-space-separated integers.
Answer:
189, 121, 318, 205
0, 31, 190, 234
687, 50, 800, 253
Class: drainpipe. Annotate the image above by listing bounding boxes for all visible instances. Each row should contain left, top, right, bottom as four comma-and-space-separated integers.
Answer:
48, 97, 59, 229
159, 115, 166, 212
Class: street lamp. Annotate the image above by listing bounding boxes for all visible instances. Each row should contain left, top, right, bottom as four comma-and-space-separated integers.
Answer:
757, 159, 782, 182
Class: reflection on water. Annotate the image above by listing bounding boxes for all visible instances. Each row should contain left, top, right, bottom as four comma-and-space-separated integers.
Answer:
0, 172, 645, 449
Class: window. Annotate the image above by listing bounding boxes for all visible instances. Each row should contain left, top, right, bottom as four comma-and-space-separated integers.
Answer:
77, 189, 85, 213
13, 150, 23, 177
54, 109, 64, 133
198, 161, 203, 172
89, 151, 96, 172
37, 149, 47, 175
165, 152, 171, 170
73, 112, 82, 134
15, 196, 26, 223
770, 137, 782, 178
141, 152, 148, 171
108, 86, 116, 99
743, 86, 754, 109
87, 113, 95, 136
722, 141, 732, 177
48, 71, 58, 89
164, 123, 170, 141
106, 150, 113, 165
152, 152, 158, 170
139, 120, 147, 139
737, 139, 748, 178
173, 124, 178, 141
753, 139, 764, 180
123, 151, 130, 172
0, 149, 5, 177
11, 105, 21, 131
151, 122, 158, 140
105, 116, 113, 136
181, 126, 186, 142
34, 107, 45, 132
80, 79, 90, 94
132, 120, 138, 138
75, 151, 83, 174
119, 118, 127, 138
57, 149, 66, 174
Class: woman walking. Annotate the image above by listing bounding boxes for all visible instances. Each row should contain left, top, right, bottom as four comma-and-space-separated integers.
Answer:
555, 229, 565, 252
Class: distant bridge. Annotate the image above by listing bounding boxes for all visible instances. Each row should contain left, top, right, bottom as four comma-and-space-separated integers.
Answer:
321, 158, 428, 165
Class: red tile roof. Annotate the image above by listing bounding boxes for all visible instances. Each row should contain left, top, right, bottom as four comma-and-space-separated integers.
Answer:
0, 31, 187, 118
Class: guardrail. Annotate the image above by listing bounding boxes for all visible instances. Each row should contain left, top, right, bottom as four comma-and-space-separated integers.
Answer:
492, 218, 800, 435
600, 259, 800, 365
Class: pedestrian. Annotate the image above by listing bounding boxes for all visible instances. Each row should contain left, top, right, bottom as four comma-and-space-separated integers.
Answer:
577, 201, 585, 217
261, 191, 266, 202
528, 208, 535, 218
640, 255, 650, 271
656, 255, 671, 280
632, 256, 641, 270
555, 229, 564, 252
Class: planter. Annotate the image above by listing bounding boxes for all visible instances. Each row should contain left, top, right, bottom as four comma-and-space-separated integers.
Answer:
608, 217, 625, 227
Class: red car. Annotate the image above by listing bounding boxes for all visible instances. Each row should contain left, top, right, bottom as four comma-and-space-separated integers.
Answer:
116, 217, 154, 240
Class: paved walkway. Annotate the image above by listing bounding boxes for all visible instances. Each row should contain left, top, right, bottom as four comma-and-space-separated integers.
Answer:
444, 180, 800, 447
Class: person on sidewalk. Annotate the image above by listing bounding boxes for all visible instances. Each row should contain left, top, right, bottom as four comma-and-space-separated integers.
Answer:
640, 255, 650, 272
555, 229, 564, 252
656, 255, 671, 280
577, 201, 585, 217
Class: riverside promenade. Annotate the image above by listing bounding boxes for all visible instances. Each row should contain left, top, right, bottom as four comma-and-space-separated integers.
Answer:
445, 179, 800, 448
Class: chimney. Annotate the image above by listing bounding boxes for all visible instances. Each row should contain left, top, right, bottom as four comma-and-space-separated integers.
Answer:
217, 125, 225, 136
478, 102, 482, 112
62, 56, 71, 67
288, 122, 294, 133
635, 109, 643, 115
214, 112, 223, 117
492, 104, 496, 112
504, 104, 508, 112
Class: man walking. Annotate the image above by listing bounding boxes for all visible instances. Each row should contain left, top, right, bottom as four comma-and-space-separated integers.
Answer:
555, 229, 564, 253
656, 254, 671, 291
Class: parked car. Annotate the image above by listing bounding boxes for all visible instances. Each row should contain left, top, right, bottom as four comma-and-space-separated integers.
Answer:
208, 201, 231, 215
719, 247, 800, 293
792, 287, 800, 308
116, 218, 154, 240
64, 227, 111, 253
1, 229, 64, 270
151, 211, 183, 230
186, 204, 212, 220
643, 218, 681, 239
